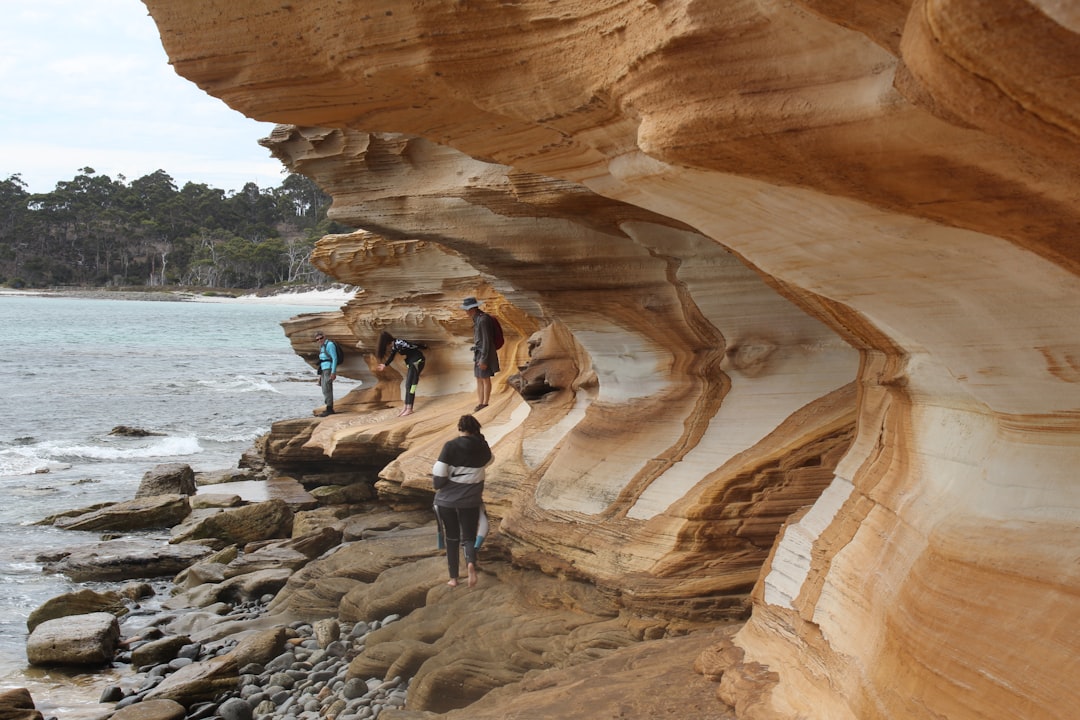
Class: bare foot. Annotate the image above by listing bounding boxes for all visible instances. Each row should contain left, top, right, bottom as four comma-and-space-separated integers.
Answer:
398, 408, 414, 416
447, 578, 458, 587
467, 563, 478, 587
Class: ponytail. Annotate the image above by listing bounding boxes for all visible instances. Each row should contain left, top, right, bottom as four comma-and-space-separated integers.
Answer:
376, 331, 394, 360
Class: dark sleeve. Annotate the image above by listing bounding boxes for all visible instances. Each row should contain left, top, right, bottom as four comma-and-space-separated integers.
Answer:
383, 342, 400, 365
476, 314, 493, 359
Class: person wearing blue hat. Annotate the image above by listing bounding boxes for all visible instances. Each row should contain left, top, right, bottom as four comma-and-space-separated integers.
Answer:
461, 296, 500, 411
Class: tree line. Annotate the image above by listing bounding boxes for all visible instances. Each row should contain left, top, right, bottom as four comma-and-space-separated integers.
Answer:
0, 168, 350, 290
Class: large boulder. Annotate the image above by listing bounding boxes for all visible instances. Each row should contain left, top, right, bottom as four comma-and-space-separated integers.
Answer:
141, 655, 238, 706
26, 612, 120, 666
52, 494, 190, 532
291, 506, 352, 536
224, 526, 343, 578
0, 688, 43, 720
169, 499, 294, 548
189, 493, 244, 509
26, 588, 127, 633
173, 545, 239, 590
137, 463, 196, 497
194, 468, 255, 486
42, 539, 213, 581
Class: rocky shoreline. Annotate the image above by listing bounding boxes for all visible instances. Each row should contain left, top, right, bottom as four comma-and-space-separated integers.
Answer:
12, 452, 738, 720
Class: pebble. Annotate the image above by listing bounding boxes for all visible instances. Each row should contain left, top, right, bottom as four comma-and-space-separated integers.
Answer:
111, 609, 411, 720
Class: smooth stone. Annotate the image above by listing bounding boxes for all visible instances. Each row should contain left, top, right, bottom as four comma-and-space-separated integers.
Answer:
109, 698, 187, 720
218, 697, 254, 720
268, 671, 295, 688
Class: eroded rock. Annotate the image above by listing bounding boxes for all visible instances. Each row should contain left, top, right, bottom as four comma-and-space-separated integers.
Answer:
169, 499, 293, 548
52, 494, 190, 532
42, 539, 213, 582
26, 588, 127, 634
26, 612, 120, 666
0, 688, 43, 720
137, 463, 196, 497
138, 3, 1080, 719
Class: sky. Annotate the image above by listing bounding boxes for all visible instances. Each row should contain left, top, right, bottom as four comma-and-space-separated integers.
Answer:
0, 0, 288, 195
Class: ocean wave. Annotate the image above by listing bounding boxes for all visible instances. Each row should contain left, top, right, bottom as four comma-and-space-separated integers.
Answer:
199, 428, 269, 443
3, 562, 44, 574
0, 453, 71, 477
0, 436, 203, 474
196, 374, 281, 394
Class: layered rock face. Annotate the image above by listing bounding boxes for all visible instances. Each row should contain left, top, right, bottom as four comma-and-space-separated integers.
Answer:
144, 1, 1080, 719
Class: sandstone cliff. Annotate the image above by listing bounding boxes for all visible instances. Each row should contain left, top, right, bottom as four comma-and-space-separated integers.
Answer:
144, 1, 1080, 718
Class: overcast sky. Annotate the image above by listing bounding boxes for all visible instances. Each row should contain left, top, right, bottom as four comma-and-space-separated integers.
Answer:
0, 0, 287, 195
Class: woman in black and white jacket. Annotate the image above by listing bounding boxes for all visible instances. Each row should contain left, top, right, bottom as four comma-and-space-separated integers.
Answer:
433, 414, 492, 587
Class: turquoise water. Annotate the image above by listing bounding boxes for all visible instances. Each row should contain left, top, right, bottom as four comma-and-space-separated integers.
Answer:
0, 294, 352, 716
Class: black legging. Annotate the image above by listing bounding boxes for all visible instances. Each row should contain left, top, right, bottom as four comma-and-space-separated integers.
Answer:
435, 504, 480, 580
404, 356, 425, 405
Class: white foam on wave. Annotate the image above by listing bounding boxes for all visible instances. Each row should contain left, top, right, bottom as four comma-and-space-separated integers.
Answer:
64, 435, 202, 460
4, 562, 44, 573
198, 374, 280, 394
0, 452, 71, 477
199, 428, 269, 444
0, 436, 203, 473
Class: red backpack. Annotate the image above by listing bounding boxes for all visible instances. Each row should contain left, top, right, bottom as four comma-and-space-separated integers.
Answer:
487, 313, 505, 350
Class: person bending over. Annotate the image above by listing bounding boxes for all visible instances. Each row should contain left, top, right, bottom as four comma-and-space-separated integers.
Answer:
375, 331, 427, 417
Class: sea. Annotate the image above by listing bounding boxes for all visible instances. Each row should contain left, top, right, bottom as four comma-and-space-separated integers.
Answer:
0, 291, 355, 718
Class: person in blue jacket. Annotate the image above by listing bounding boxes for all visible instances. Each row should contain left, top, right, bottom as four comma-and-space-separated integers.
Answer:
375, 331, 428, 416
313, 331, 340, 417
433, 414, 492, 587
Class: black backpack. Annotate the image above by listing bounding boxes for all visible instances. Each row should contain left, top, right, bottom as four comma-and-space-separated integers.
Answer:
325, 340, 345, 364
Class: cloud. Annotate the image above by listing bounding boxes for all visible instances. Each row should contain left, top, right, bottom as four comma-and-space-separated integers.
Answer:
0, 0, 285, 194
